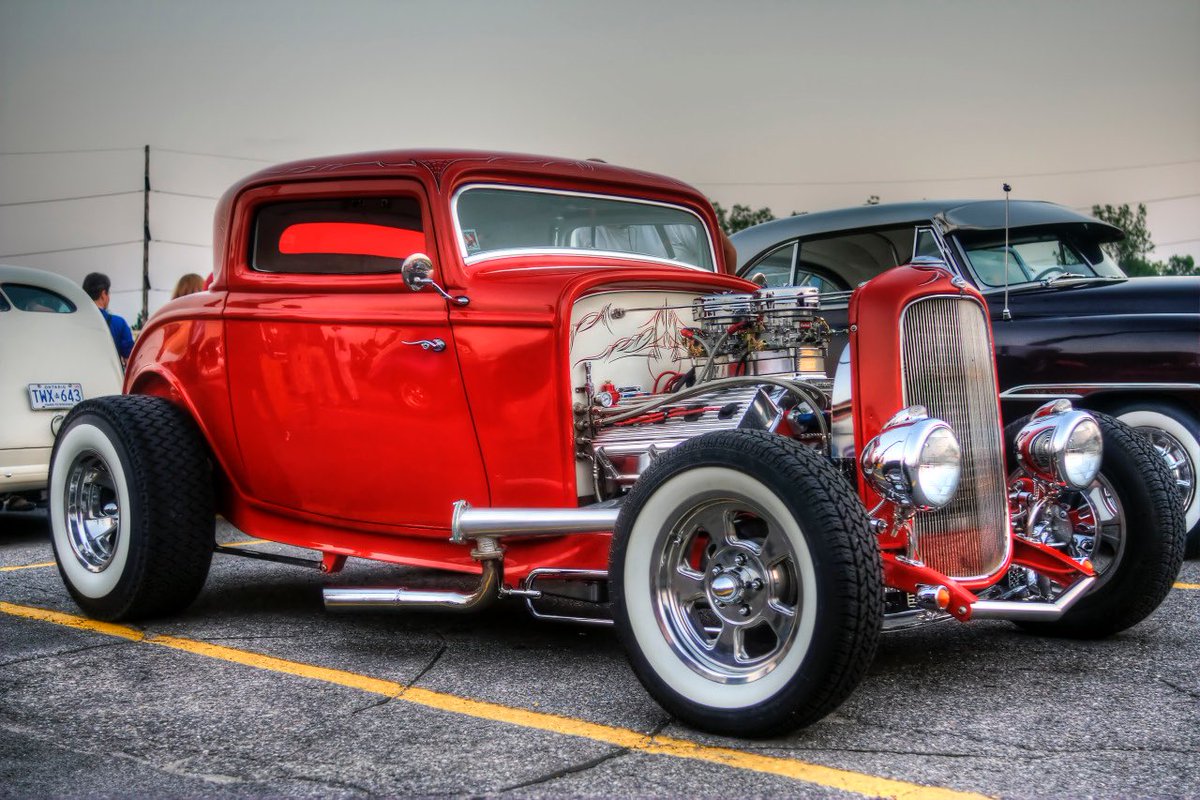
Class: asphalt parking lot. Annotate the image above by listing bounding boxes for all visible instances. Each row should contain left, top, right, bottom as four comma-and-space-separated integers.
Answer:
2, 511, 1198, 799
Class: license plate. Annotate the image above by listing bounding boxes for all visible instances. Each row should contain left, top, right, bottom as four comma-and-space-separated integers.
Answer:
28, 383, 84, 410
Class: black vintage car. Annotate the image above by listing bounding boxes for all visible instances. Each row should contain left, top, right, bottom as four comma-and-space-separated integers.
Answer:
731, 200, 1200, 556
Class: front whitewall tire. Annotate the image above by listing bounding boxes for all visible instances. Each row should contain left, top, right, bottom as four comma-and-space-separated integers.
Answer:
622, 467, 819, 709
610, 430, 882, 737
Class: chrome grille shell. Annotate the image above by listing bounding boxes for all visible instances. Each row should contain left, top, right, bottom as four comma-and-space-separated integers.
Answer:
900, 295, 1010, 580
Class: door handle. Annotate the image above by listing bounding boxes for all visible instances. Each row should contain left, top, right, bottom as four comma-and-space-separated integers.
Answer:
402, 338, 446, 353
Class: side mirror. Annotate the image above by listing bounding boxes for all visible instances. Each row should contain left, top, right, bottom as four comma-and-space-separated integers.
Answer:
402, 253, 435, 293
401, 254, 469, 307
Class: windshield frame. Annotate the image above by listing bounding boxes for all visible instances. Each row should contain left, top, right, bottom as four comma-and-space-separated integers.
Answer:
450, 183, 717, 271
954, 227, 1126, 289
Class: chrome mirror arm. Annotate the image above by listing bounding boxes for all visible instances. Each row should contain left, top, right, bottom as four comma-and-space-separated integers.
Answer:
402, 253, 470, 307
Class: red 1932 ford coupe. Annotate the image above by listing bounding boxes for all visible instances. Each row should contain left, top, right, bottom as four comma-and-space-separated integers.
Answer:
48, 151, 1184, 736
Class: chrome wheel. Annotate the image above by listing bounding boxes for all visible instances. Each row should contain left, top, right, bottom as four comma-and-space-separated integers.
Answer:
654, 497, 801, 685
64, 450, 121, 572
1136, 426, 1196, 513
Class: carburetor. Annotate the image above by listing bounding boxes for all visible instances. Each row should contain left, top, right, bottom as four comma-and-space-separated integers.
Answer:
691, 285, 831, 378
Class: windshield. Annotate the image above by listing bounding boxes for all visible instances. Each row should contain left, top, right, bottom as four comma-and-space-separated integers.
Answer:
959, 228, 1125, 287
454, 186, 715, 270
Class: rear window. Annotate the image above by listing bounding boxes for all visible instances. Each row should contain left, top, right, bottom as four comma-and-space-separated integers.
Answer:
1, 283, 76, 313
251, 196, 426, 274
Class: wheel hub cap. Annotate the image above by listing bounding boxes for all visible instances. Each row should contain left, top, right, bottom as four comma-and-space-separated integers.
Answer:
64, 451, 121, 573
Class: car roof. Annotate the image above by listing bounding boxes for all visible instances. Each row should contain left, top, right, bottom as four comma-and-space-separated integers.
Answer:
228, 149, 699, 197
0, 263, 96, 309
730, 199, 1125, 268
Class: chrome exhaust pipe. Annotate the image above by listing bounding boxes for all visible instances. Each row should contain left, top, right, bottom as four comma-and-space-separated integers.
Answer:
970, 575, 1096, 621
325, 501, 620, 614
450, 500, 619, 544
323, 548, 503, 613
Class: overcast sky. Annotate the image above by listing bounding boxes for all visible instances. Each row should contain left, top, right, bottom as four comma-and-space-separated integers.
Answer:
2, 0, 1197, 320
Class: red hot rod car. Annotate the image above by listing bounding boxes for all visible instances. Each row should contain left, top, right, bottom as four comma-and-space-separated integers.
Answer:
48, 151, 1184, 736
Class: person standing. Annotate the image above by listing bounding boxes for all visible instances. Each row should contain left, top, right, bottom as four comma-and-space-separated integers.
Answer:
82, 272, 134, 361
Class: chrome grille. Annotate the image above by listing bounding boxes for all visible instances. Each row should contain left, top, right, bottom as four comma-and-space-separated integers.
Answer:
901, 296, 1009, 579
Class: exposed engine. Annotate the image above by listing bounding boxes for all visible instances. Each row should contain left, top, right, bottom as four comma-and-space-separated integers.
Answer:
570, 286, 836, 500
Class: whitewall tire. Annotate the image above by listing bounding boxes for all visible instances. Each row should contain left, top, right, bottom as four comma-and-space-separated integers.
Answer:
610, 430, 882, 737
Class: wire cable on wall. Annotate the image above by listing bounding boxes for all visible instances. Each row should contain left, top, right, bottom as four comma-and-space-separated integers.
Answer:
154, 147, 274, 163
0, 191, 142, 208
0, 241, 141, 258
694, 158, 1200, 187
0, 147, 142, 156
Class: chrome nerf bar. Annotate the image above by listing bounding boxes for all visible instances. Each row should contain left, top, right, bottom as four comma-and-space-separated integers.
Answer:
970, 576, 1097, 621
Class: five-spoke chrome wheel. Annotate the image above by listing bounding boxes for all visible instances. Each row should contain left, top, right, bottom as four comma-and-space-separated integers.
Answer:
64, 450, 122, 572
655, 499, 801, 685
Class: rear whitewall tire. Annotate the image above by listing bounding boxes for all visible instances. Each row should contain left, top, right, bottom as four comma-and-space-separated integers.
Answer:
48, 396, 215, 621
50, 422, 133, 599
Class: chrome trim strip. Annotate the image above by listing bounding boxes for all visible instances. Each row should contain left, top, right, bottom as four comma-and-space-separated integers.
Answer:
830, 345, 854, 459
1001, 382, 1200, 400
450, 500, 619, 544
449, 183, 717, 270
970, 576, 1096, 621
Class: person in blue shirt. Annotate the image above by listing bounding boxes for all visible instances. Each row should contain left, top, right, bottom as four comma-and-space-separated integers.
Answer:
82, 272, 134, 362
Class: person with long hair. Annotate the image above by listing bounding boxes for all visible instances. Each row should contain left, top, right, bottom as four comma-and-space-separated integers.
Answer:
171, 273, 205, 300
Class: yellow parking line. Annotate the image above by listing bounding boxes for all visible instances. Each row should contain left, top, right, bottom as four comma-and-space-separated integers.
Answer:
1175, 582, 1200, 590
0, 561, 55, 573
0, 600, 987, 800
220, 539, 270, 548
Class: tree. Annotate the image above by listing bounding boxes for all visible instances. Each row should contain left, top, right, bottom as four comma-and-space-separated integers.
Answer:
1091, 203, 1199, 276
1091, 203, 1153, 264
1162, 254, 1197, 277
711, 202, 776, 235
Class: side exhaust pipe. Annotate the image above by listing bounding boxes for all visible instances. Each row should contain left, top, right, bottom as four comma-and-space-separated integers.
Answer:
323, 559, 503, 613
323, 538, 504, 613
324, 501, 618, 613
450, 500, 619, 543
970, 575, 1096, 621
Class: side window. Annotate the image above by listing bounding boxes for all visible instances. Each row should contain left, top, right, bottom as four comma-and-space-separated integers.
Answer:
744, 242, 796, 287
252, 196, 426, 275
0, 283, 76, 313
794, 271, 845, 295
913, 228, 942, 259
796, 226, 911, 288
0, 291, 9, 311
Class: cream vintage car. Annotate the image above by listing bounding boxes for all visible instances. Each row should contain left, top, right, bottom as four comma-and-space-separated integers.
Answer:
0, 265, 124, 509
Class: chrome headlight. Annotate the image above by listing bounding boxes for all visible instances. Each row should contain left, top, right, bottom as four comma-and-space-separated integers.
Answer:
860, 406, 962, 511
1014, 399, 1103, 490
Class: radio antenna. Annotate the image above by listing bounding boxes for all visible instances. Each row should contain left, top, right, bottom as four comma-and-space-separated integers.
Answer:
1001, 183, 1012, 321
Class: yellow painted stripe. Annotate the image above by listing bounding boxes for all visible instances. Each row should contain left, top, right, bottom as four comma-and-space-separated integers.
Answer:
0, 601, 987, 800
1175, 582, 1200, 590
0, 561, 55, 573
0, 601, 146, 641
220, 539, 270, 548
